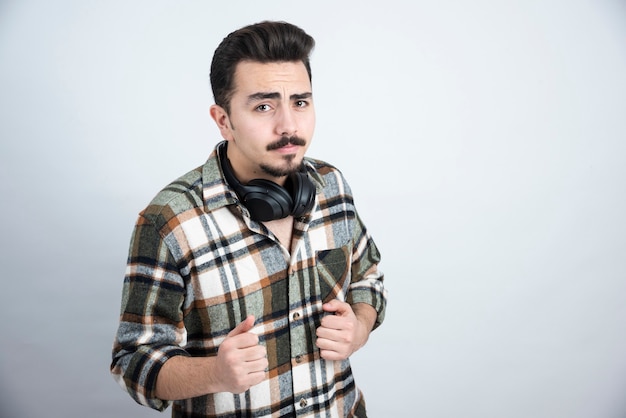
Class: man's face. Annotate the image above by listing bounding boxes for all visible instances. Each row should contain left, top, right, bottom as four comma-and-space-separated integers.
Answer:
210, 60, 315, 184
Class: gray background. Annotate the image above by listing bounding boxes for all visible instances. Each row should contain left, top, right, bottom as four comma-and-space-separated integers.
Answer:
1, 1, 626, 417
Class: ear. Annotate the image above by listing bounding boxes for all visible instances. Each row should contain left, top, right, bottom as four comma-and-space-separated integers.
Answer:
209, 104, 234, 141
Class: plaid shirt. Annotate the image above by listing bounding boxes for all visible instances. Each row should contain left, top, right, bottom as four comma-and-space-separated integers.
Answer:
111, 142, 387, 417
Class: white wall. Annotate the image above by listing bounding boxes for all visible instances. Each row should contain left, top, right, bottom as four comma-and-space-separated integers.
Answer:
1, 1, 625, 417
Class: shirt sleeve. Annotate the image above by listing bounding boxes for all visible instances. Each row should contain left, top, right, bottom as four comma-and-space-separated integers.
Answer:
347, 212, 388, 330
110, 213, 189, 411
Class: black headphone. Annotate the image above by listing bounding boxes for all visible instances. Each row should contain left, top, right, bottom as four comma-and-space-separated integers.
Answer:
218, 142, 316, 222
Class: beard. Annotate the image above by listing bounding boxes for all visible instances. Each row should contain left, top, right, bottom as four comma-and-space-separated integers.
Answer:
260, 156, 304, 177
260, 136, 306, 177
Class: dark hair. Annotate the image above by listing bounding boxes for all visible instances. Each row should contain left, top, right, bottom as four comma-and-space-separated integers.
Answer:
210, 21, 315, 113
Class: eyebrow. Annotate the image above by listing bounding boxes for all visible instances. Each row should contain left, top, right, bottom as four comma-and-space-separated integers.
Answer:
246, 91, 312, 104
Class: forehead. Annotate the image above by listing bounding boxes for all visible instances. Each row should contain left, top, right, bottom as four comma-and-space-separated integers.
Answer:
232, 61, 312, 96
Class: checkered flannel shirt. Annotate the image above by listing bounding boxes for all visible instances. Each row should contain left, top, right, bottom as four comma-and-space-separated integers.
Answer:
111, 142, 387, 417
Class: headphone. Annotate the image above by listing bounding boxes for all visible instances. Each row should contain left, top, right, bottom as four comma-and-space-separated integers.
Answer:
218, 142, 316, 222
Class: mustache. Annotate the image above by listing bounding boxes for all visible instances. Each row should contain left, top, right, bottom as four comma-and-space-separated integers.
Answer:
266, 136, 306, 151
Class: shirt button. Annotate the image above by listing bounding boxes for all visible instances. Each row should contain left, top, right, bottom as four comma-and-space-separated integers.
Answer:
300, 398, 308, 407
292, 312, 300, 320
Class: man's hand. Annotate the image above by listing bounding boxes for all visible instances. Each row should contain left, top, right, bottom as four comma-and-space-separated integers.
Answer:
155, 315, 268, 400
315, 300, 376, 361
214, 315, 268, 393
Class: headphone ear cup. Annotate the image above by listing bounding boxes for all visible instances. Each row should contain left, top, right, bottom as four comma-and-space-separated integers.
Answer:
244, 179, 294, 221
218, 141, 315, 221
286, 172, 316, 218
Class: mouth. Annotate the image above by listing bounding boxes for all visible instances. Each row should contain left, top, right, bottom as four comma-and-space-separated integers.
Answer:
274, 143, 300, 155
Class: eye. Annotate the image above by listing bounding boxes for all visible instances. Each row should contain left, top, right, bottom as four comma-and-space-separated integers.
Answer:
256, 104, 272, 112
295, 100, 309, 108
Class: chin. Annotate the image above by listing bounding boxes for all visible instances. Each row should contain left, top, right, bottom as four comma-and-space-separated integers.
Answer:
260, 158, 303, 178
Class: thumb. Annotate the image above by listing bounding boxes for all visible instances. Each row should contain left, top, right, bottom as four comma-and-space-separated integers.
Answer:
322, 299, 350, 316
227, 315, 256, 337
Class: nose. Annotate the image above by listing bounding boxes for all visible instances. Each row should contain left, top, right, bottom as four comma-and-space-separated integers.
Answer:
275, 107, 297, 137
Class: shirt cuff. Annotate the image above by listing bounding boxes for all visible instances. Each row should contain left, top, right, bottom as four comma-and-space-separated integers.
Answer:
122, 344, 190, 411
347, 280, 387, 330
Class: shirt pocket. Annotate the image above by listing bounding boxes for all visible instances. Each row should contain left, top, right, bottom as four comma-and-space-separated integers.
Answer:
315, 246, 350, 303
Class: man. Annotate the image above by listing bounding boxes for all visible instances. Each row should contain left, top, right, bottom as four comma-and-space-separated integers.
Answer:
111, 21, 387, 418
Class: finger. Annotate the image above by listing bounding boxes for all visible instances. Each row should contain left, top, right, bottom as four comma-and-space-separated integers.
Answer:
320, 314, 352, 331
321, 313, 340, 328
317, 335, 350, 360
245, 356, 269, 373
247, 368, 269, 387
316, 327, 346, 345
230, 332, 261, 349
322, 299, 351, 316
240, 345, 267, 362
319, 348, 345, 361
227, 315, 256, 338
315, 335, 335, 350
